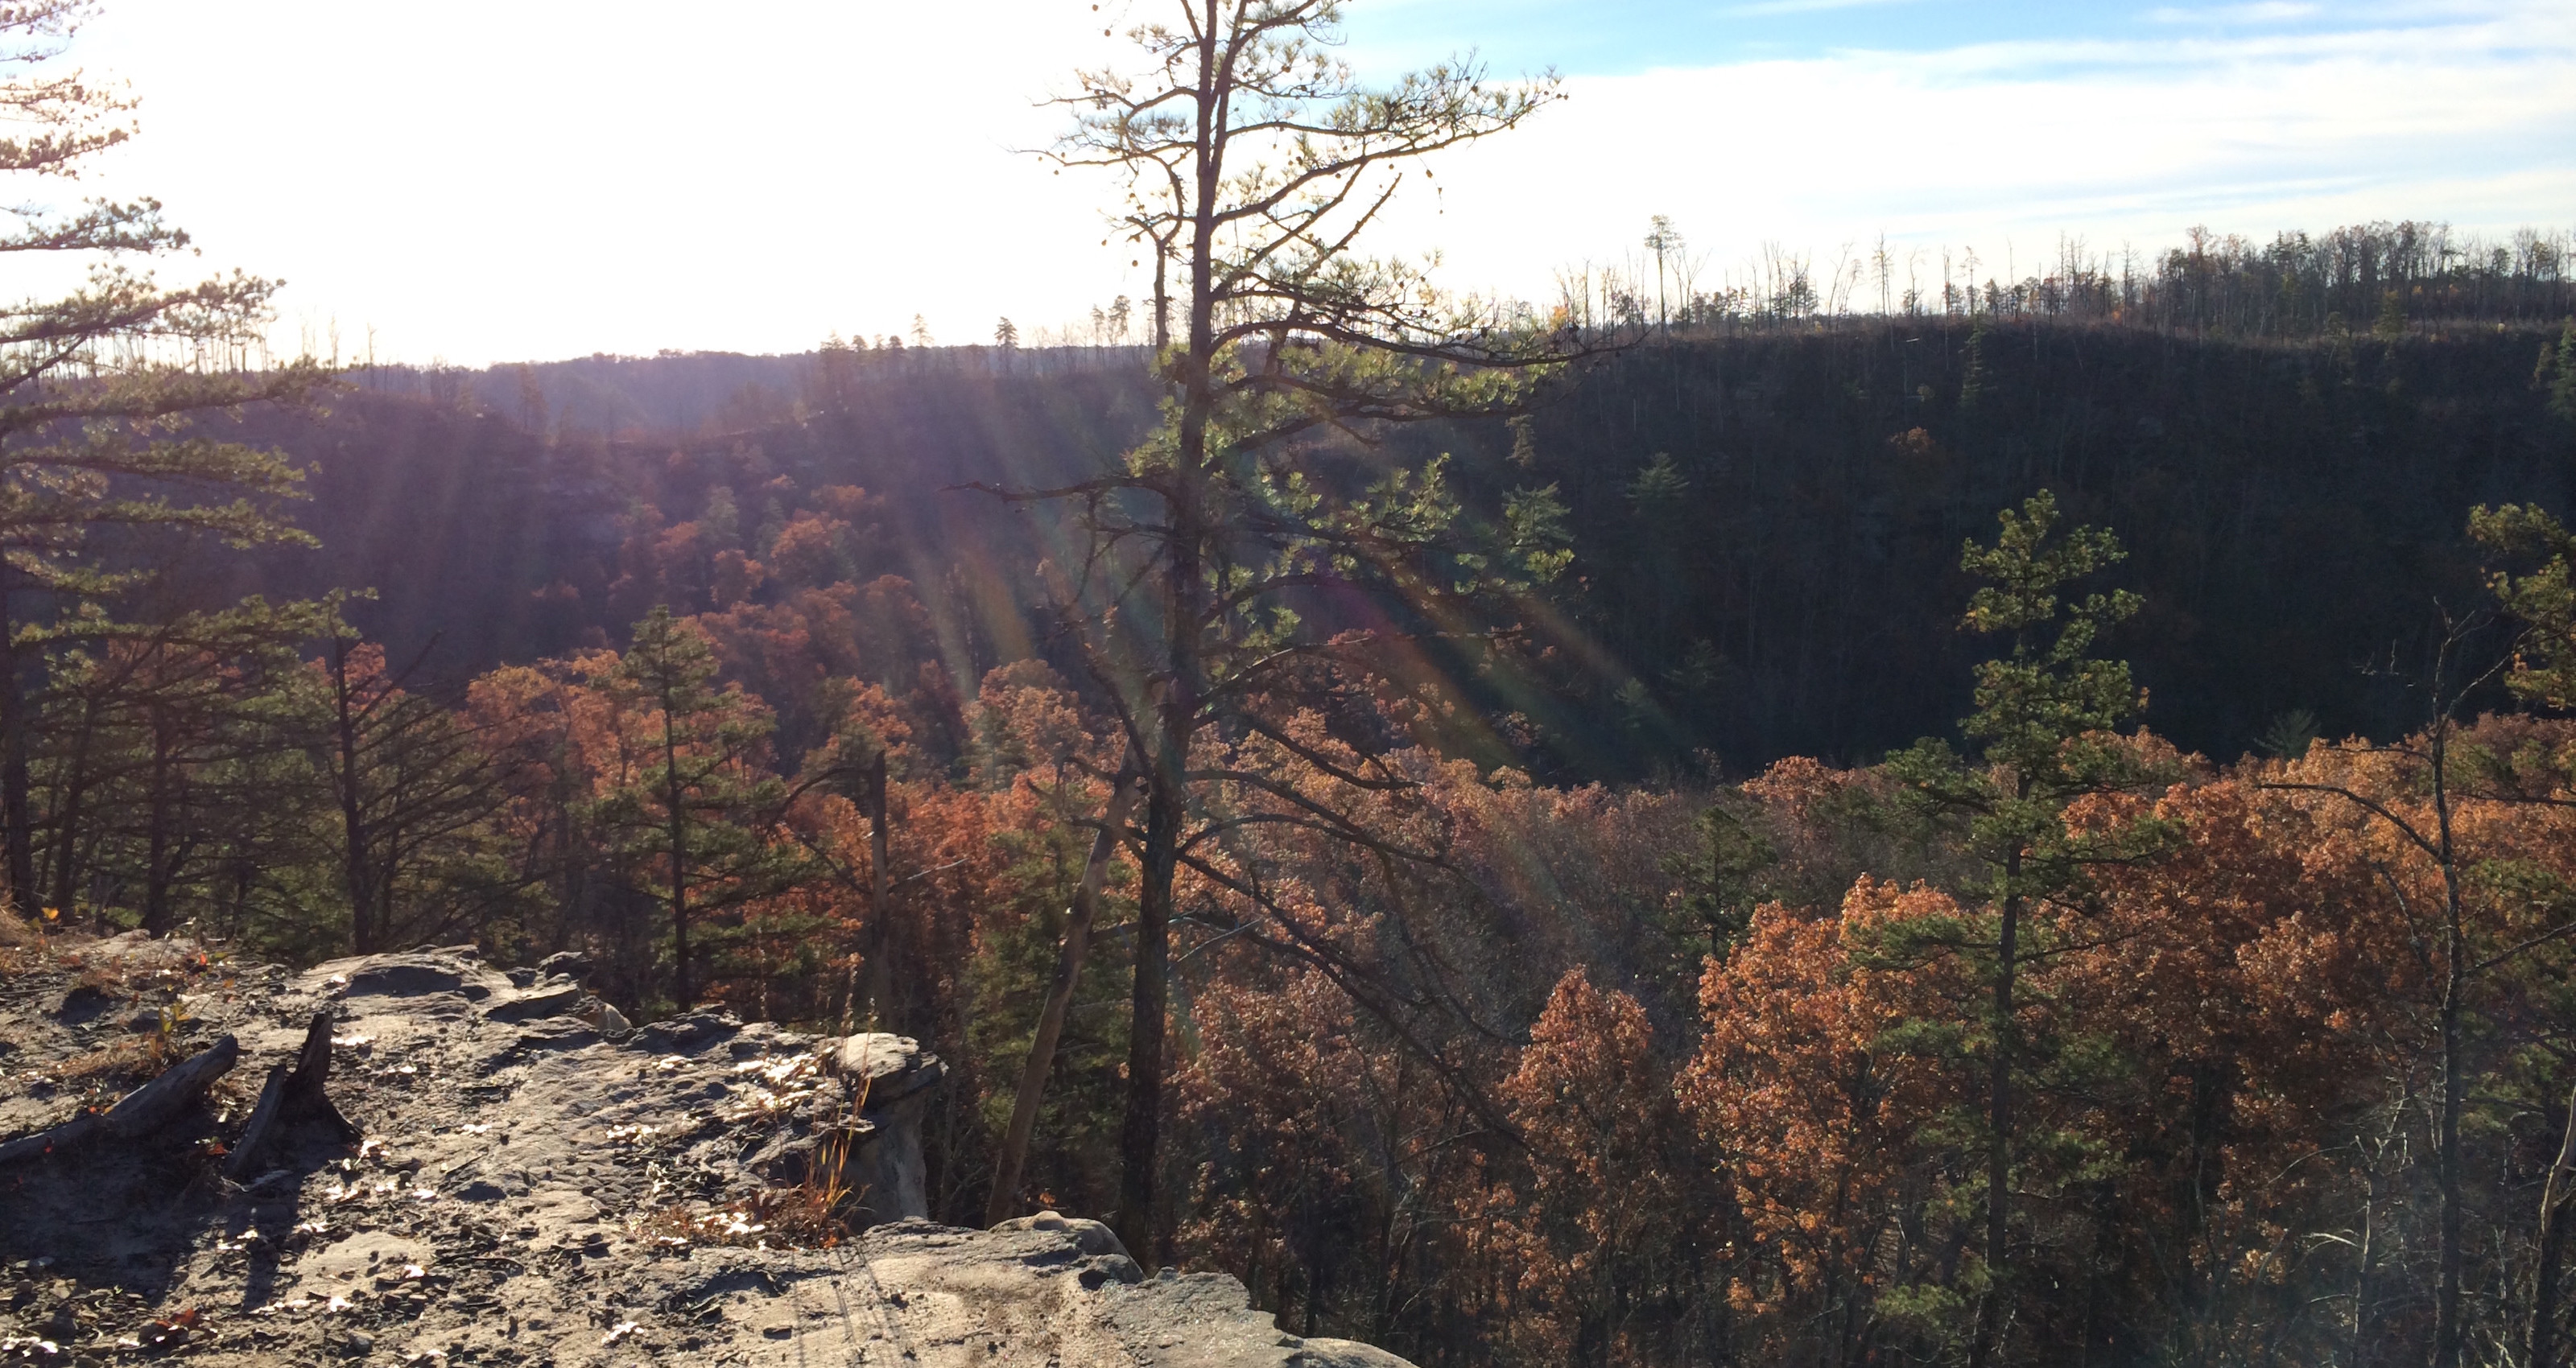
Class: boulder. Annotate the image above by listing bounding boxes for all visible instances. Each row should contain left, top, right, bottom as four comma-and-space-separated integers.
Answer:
299, 950, 514, 1002
822, 1032, 949, 1225
479, 980, 585, 1024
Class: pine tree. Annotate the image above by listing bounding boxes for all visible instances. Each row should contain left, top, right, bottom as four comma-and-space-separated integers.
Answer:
35, 595, 338, 938
590, 607, 803, 1010
1883, 491, 2175, 1366
2545, 319, 2576, 422
2472, 501, 2576, 707
1959, 318, 1992, 412
318, 636, 515, 955
0, 1, 328, 915
1013, 0, 1588, 1254
2375, 286, 2408, 342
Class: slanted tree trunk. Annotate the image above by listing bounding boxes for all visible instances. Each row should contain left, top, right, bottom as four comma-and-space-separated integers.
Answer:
857, 749, 893, 1027
0, 571, 31, 912
2529, 1085, 2576, 1368
988, 765, 1135, 1226
330, 640, 382, 953
1971, 878, 2021, 1368
2533, 1088, 2576, 1366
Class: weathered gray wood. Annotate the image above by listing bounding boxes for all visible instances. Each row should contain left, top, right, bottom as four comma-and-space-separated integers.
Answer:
282, 1009, 357, 1142
98, 1034, 238, 1139
0, 1033, 239, 1166
223, 1064, 291, 1180
0, 1113, 97, 1165
226, 1011, 357, 1179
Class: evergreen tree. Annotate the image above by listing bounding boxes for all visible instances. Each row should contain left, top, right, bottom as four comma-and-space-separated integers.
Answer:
590, 607, 803, 1009
1883, 491, 2175, 1366
1013, 0, 1589, 1254
35, 595, 339, 939
2545, 319, 2576, 422
1959, 317, 1992, 412
2473, 501, 2576, 707
1506, 412, 1540, 469
316, 635, 518, 955
2376, 286, 2409, 342
0, 1, 328, 916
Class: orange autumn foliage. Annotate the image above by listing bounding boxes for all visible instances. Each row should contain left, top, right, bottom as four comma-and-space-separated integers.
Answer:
1476, 967, 1716, 1366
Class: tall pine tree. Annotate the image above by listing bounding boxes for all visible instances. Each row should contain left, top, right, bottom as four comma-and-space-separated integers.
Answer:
590, 607, 803, 1010
1884, 491, 2175, 1367
0, 1, 327, 917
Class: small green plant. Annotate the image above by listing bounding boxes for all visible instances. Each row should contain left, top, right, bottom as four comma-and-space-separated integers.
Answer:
2260, 708, 2321, 760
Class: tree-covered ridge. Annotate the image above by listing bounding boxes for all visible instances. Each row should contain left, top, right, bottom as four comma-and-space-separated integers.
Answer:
187, 307, 2574, 782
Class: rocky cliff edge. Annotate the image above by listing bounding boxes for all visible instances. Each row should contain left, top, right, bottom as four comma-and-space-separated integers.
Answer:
0, 937, 1411, 1367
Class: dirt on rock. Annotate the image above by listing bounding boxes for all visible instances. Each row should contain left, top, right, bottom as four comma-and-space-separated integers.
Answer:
0, 935, 1411, 1367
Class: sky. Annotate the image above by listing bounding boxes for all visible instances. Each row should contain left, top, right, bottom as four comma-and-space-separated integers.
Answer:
56, 0, 2576, 365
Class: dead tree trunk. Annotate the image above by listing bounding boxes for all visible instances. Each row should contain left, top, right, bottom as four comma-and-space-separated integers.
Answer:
226, 1011, 357, 1179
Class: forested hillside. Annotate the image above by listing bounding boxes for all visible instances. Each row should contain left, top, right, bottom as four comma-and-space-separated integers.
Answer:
216, 311, 2575, 779
1475, 314, 2576, 770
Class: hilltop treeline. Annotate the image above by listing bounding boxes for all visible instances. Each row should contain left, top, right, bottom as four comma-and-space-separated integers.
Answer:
336, 219, 2576, 438
1581, 219, 2575, 336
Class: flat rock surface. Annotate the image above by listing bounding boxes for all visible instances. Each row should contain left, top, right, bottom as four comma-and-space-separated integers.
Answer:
0, 937, 1414, 1366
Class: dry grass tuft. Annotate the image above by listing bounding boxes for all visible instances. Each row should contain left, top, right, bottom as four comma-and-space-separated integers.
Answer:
53, 1038, 161, 1094
625, 1123, 866, 1252
630, 1183, 845, 1251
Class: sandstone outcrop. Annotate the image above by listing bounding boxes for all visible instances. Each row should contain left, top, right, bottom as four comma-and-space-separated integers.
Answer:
0, 938, 1415, 1366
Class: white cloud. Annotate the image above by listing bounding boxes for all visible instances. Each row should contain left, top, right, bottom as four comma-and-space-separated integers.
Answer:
1378, 0, 2576, 306
48, 0, 2576, 364
2144, 2, 2324, 25
1719, 0, 1922, 18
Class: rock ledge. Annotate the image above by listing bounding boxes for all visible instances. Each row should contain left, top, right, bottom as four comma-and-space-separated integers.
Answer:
0, 942, 1417, 1366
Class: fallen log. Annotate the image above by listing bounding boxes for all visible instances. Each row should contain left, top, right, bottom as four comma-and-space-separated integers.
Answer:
0, 1113, 97, 1166
0, 1034, 241, 1166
